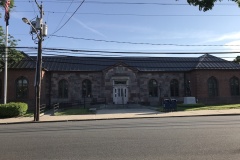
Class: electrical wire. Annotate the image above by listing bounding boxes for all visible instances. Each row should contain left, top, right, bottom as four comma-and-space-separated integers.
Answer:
14, 0, 236, 6
4, 10, 240, 17
44, 0, 75, 47
51, 0, 85, 35
4, 46, 240, 54
30, 0, 37, 17
50, 35, 240, 47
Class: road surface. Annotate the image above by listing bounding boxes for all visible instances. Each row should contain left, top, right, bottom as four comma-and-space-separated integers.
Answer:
1, 116, 240, 160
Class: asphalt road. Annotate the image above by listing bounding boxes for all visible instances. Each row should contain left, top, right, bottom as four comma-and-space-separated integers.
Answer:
1, 116, 240, 160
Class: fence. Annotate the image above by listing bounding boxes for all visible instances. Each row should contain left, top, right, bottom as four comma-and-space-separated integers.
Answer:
40, 104, 46, 114
52, 103, 59, 115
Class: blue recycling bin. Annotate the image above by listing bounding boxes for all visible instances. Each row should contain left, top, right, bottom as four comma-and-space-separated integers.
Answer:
163, 99, 171, 112
170, 99, 177, 111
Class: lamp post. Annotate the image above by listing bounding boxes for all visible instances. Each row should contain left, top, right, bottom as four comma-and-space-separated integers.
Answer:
22, 3, 44, 121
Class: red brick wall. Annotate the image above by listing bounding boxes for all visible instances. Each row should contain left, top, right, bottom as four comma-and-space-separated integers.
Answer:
0, 69, 47, 110
187, 70, 240, 104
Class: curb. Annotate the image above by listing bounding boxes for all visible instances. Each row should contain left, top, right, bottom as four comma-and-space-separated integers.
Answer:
1, 113, 240, 125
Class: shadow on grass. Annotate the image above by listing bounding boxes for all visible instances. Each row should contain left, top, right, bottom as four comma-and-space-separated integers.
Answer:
22, 111, 34, 117
55, 108, 95, 116
178, 104, 240, 111
157, 103, 240, 112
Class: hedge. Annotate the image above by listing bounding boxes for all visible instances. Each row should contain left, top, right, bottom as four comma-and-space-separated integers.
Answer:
0, 102, 28, 118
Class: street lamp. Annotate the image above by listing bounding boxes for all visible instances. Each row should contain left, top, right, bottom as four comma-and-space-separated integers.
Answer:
22, 17, 41, 40
22, 17, 30, 24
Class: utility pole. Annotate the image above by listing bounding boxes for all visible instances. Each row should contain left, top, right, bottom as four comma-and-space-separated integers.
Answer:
35, 2, 43, 121
22, 0, 47, 121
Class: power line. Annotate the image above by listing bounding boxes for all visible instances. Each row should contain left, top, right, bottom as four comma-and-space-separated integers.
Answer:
51, 0, 85, 35
5, 10, 240, 17
52, 0, 74, 34
9, 46, 240, 54
50, 35, 240, 47
14, 0, 236, 6
38, 52, 238, 59
30, 0, 37, 17
44, 0, 75, 47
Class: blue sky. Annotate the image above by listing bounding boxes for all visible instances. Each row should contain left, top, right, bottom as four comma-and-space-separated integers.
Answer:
1, 0, 240, 59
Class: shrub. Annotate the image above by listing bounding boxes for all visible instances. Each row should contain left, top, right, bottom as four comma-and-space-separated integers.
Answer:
0, 102, 28, 118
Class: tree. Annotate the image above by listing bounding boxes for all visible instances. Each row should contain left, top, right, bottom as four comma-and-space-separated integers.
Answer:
177, 0, 240, 11
233, 56, 240, 64
0, 0, 23, 71
0, 0, 14, 8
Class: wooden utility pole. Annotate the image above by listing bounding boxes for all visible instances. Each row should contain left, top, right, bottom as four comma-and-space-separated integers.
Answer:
34, 1, 43, 121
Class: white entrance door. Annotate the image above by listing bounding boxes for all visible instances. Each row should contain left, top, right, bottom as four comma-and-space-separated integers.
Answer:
113, 86, 128, 104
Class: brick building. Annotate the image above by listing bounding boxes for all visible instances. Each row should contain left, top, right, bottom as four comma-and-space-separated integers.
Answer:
1, 53, 240, 109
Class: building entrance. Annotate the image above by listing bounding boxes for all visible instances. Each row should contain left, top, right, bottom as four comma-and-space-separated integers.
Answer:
113, 80, 128, 104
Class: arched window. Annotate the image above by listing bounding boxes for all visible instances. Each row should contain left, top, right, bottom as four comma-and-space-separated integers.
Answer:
82, 79, 92, 97
230, 77, 239, 96
58, 79, 68, 98
170, 79, 179, 97
148, 79, 158, 97
16, 77, 28, 99
208, 77, 218, 97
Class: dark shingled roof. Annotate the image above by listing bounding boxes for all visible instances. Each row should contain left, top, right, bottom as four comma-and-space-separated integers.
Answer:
9, 53, 36, 69
9, 53, 240, 71
195, 54, 240, 70
41, 56, 199, 72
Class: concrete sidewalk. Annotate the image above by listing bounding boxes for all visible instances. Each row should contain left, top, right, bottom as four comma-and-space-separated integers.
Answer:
1, 108, 240, 124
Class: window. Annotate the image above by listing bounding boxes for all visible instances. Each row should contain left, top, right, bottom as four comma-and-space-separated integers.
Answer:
148, 79, 158, 97
58, 79, 68, 98
208, 77, 218, 97
170, 79, 179, 97
16, 77, 28, 99
230, 77, 239, 96
82, 79, 92, 97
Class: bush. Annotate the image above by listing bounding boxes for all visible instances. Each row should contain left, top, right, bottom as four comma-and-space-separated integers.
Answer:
0, 102, 28, 118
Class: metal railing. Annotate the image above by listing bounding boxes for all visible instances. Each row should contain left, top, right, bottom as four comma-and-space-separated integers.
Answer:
52, 103, 59, 116
40, 104, 46, 114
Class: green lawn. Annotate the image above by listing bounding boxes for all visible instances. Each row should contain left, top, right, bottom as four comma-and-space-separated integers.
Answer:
24, 104, 240, 116
55, 108, 95, 116
22, 111, 34, 117
176, 104, 240, 111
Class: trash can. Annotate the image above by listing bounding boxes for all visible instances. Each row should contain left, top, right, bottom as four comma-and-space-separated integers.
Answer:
163, 99, 170, 112
170, 99, 177, 111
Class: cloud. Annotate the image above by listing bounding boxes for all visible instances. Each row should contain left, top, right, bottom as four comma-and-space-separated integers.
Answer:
71, 17, 107, 38
206, 32, 240, 43
87, 22, 158, 34
224, 40, 240, 51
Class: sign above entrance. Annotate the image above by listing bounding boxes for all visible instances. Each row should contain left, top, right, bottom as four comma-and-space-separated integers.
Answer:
114, 81, 127, 85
